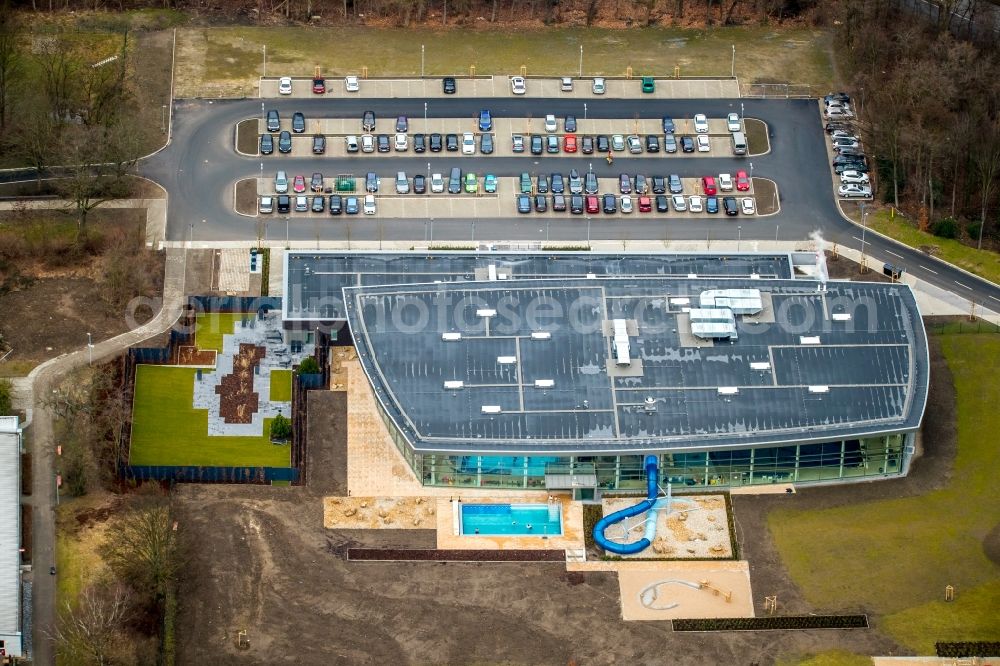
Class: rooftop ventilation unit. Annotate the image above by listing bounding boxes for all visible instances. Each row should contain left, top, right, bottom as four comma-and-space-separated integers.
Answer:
534, 379, 555, 388
699, 289, 763, 315
644, 396, 657, 412
612, 319, 631, 365
800, 336, 821, 345
477, 308, 497, 318
497, 356, 517, 364
832, 313, 852, 321
443, 381, 464, 389
808, 385, 830, 394
750, 362, 771, 371
488, 265, 498, 281
481, 405, 502, 414
718, 387, 739, 395
689, 308, 738, 340
530, 331, 551, 340
670, 297, 691, 306
442, 332, 462, 341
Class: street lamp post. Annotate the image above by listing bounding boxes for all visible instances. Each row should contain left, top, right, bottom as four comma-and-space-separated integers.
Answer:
740, 101, 744, 119
263, 44, 266, 78
87, 332, 93, 365
731, 45, 736, 78
737, 225, 742, 252
584, 103, 587, 121
579, 45, 583, 77
285, 216, 289, 249
421, 44, 425, 78
749, 162, 753, 179
775, 224, 779, 243
424, 102, 428, 125
860, 202, 869, 272
161, 104, 167, 133
586, 216, 591, 245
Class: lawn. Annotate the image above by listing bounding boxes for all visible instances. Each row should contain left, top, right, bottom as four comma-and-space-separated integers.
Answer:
55, 498, 110, 610
194, 313, 248, 353
129, 365, 289, 467
174, 25, 834, 97
269, 369, 292, 402
845, 208, 1000, 285
768, 334, 1000, 652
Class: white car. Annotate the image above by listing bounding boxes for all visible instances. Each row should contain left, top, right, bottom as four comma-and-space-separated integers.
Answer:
741, 198, 756, 215
361, 134, 375, 153
688, 195, 703, 213
696, 135, 711, 152
345, 76, 360, 92
430, 173, 445, 193
274, 170, 289, 193
727, 112, 741, 132
363, 194, 376, 214
278, 77, 293, 95
825, 107, 855, 119
620, 195, 633, 214
693, 113, 709, 133
510, 76, 526, 95
592, 77, 606, 94
394, 133, 408, 151
611, 134, 626, 151
560, 77, 573, 92
671, 194, 687, 212
839, 183, 872, 198
840, 170, 870, 185
544, 114, 557, 133
718, 173, 734, 191
833, 138, 860, 151
259, 196, 273, 214
461, 132, 476, 155
830, 130, 858, 140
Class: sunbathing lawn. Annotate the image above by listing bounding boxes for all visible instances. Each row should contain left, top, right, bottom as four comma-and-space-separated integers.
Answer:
129, 365, 289, 467
269, 369, 292, 402
195, 313, 250, 353
769, 334, 1000, 652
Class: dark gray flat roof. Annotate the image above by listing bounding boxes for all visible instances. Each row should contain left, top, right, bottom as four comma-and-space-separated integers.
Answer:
283, 251, 793, 321
345, 278, 929, 455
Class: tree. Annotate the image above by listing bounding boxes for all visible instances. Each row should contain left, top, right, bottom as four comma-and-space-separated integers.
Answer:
52, 583, 134, 666
971, 118, 1000, 249
270, 413, 292, 441
101, 500, 183, 609
0, 2, 23, 129
296, 356, 320, 374
0, 378, 12, 416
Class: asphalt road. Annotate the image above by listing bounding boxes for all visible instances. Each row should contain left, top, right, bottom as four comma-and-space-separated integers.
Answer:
140, 96, 1000, 308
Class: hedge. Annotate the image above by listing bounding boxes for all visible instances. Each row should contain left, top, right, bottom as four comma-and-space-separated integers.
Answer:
347, 548, 565, 562
672, 615, 869, 632
936, 642, 1000, 658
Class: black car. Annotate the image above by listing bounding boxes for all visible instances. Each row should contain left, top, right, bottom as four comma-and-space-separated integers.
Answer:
655, 194, 669, 212
723, 196, 739, 216
480, 133, 494, 154
705, 196, 719, 214
292, 112, 305, 133
552, 194, 567, 212
564, 115, 577, 132
260, 133, 273, 155
680, 136, 695, 153
276, 195, 291, 213
362, 110, 375, 132
635, 174, 648, 195
536, 174, 549, 194
530, 134, 543, 155
602, 194, 617, 214
377, 134, 391, 153
429, 133, 443, 152
534, 194, 548, 212
311, 196, 324, 213
365, 171, 379, 193
834, 162, 869, 175
310, 172, 324, 191
581, 135, 594, 155
551, 173, 564, 194
661, 116, 675, 133
328, 195, 343, 215
833, 154, 866, 166
570, 194, 584, 214
546, 135, 559, 153
618, 173, 632, 194
278, 130, 292, 153
645, 135, 660, 153
413, 174, 426, 194
266, 109, 280, 132
445, 133, 459, 151
651, 176, 666, 194
596, 135, 610, 153
517, 194, 531, 214
311, 134, 326, 154
824, 91, 851, 104
443, 77, 456, 94
825, 121, 855, 134
395, 115, 408, 132
413, 133, 426, 153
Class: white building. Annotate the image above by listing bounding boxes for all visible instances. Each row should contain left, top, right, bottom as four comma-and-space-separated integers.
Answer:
0, 416, 24, 659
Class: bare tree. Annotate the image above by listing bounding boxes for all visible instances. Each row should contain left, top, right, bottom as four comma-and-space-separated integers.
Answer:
101, 499, 184, 607
0, 2, 23, 129
51, 584, 134, 666
972, 119, 1000, 249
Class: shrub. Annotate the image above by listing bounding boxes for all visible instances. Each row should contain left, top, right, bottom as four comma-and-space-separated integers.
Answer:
966, 221, 982, 241
672, 615, 869, 631
583, 504, 603, 549
932, 217, 958, 239
270, 414, 292, 441
0, 379, 12, 416
936, 642, 1000, 658
296, 356, 320, 375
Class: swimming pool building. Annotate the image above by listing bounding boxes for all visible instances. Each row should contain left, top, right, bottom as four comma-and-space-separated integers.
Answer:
284, 251, 929, 496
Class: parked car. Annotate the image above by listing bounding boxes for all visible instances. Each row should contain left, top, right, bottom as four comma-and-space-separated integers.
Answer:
294, 195, 308, 212
431, 173, 445, 193
596, 135, 610, 153
394, 133, 408, 151
627, 135, 643, 154
565, 115, 577, 132
825, 121, 855, 134
655, 194, 669, 212
838, 183, 872, 198
530, 134, 543, 155
462, 132, 476, 155
484, 174, 498, 193
519, 172, 532, 194
611, 135, 626, 152
446, 133, 459, 151
544, 114, 558, 133
448, 167, 462, 194
345, 76, 360, 92
668, 174, 683, 194
641, 77, 655, 93
586, 195, 600, 213
517, 194, 532, 213
536, 174, 549, 194
546, 135, 559, 153
278, 77, 292, 95
693, 113, 709, 133
278, 131, 292, 153
645, 135, 660, 153
311, 77, 325, 94
395, 171, 410, 194
291, 112, 305, 133
702, 176, 717, 195
833, 138, 860, 151
274, 171, 289, 193
635, 174, 648, 195
266, 109, 280, 132
277, 194, 290, 213
311, 134, 326, 154
563, 135, 577, 153
718, 173, 734, 191
478, 109, 493, 132
671, 194, 687, 212
620, 195, 633, 214
592, 77, 606, 94
602, 194, 617, 214
618, 173, 632, 194
662, 116, 676, 133
705, 196, 719, 214
552, 193, 567, 212
395, 115, 408, 132
534, 194, 547, 212
311, 196, 325, 213
585, 172, 599, 194
260, 133, 273, 155
560, 77, 573, 92
443, 77, 456, 94
358, 134, 372, 153
830, 130, 859, 140
511, 76, 526, 95
652, 176, 666, 194
414, 174, 427, 194
723, 196, 739, 216
512, 134, 525, 153
824, 92, 851, 105
834, 162, 869, 175
570, 194, 584, 214
637, 196, 651, 213
697, 135, 711, 152
259, 196, 273, 214
413, 133, 426, 153
663, 133, 677, 153
377, 134, 390, 153
551, 173, 565, 194
310, 172, 324, 192
680, 136, 695, 152
345, 196, 359, 214
727, 113, 741, 132
363, 194, 376, 215
328, 195, 342, 215
689, 195, 703, 213
840, 170, 870, 185
741, 198, 756, 215
362, 110, 375, 132
736, 170, 750, 191
430, 133, 443, 152
568, 169, 583, 194
292, 174, 306, 193
365, 171, 379, 193
480, 133, 494, 154
464, 173, 478, 193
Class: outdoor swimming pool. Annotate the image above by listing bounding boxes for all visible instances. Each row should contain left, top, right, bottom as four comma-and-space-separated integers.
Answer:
460, 503, 562, 536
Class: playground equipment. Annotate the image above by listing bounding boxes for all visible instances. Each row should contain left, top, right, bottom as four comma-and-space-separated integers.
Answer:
592, 455, 666, 555
639, 579, 733, 610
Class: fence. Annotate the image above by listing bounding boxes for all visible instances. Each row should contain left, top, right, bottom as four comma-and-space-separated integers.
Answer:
927, 320, 1000, 335
122, 465, 298, 484
742, 83, 815, 99
188, 295, 283, 314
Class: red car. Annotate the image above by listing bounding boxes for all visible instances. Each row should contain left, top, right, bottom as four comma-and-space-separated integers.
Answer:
637, 196, 652, 213
736, 170, 750, 191
312, 78, 326, 94
585, 195, 600, 214
292, 175, 306, 193
563, 134, 577, 153
702, 176, 717, 196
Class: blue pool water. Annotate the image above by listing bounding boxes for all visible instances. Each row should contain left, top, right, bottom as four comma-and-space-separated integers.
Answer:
461, 503, 562, 536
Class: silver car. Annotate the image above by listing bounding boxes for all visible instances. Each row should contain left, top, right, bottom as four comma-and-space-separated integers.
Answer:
592, 77, 606, 94
274, 170, 289, 194
611, 135, 626, 151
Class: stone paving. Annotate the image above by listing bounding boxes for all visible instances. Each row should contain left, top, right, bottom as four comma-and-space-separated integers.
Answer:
191, 312, 313, 436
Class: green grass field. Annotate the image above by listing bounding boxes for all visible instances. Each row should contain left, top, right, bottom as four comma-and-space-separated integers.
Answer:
129, 365, 289, 467
269, 369, 292, 402
175, 25, 834, 97
769, 334, 1000, 653
777, 651, 872, 666
195, 313, 248, 353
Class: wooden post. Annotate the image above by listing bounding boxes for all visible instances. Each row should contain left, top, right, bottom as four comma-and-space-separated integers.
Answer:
945, 585, 955, 602
764, 596, 777, 614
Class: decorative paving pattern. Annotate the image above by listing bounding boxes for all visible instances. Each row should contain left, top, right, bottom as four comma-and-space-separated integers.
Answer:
215, 343, 265, 424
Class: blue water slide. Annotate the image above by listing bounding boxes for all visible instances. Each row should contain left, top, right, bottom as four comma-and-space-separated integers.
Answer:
592, 455, 661, 555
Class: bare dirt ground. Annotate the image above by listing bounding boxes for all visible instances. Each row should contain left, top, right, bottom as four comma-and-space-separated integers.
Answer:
174, 385, 909, 665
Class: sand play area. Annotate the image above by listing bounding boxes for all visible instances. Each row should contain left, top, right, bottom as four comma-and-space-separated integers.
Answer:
617, 561, 755, 621
600, 494, 733, 559
324, 496, 437, 529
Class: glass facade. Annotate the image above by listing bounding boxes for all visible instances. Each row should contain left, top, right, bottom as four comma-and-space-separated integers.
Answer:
372, 391, 909, 491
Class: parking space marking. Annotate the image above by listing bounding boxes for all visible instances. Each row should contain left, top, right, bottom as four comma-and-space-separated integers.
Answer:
918, 265, 937, 275
954, 281, 973, 290
989, 295, 999, 302
885, 250, 904, 259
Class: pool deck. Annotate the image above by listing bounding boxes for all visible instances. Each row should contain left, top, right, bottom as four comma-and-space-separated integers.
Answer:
435, 496, 584, 551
